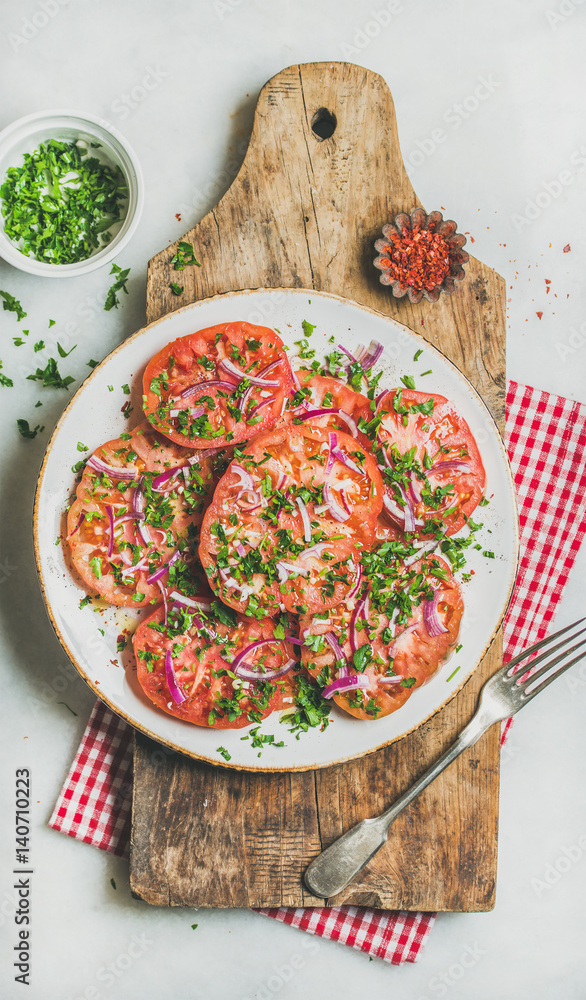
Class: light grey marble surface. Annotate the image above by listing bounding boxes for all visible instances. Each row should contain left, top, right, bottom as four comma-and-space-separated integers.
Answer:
1, 1, 585, 997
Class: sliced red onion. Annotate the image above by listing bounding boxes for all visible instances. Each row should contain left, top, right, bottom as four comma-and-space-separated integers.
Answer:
106, 506, 114, 558
322, 483, 350, 523
152, 465, 187, 491
257, 359, 284, 379
113, 512, 145, 527
398, 485, 416, 532
276, 560, 310, 581
349, 595, 369, 654
248, 395, 276, 418
169, 405, 204, 419
430, 461, 471, 475
375, 389, 390, 413
120, 548, 155, 577
323, 631, 346, 663
299, 542, 329, 561
146, 548, 181, 584
383, 493, 405, 526
325, 431, 337, 474
231, 464, 255, 491
231, 639, 288, 674
339, 489, 351, 515
377, 675, 402, 686
322, 674, 371, 699
347, 563, 362, 599
423, 592, 448, 637
165, 649, 186, 704
87, 455, 138, 480
236, 542, 246, 557
331, 444, 362, 475
219, 358, 280, 387
355, 339, 384, 370
299, 408, 358, 437
337, 344, 358, 366
181, 379, 236, 400
275, 470, 287, 490
296, 496, 312, 542
188, 450, 218, 463
409, 472, 423, 504
403, 539, 440, 568
133, 480, 152, 547
156, 579, 168, 624
389, 623, 418, 657
168, 591, 212, 612
69, 511, 85, 537
235, 657, 295, 682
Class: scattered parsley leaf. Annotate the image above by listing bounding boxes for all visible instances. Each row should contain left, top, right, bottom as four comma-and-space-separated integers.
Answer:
414, 348, 423, 361
57, 701, 78, 716
302, 319, 316, 337
0, 290, 26, 321
48, 319, 55, 327
17, 418, 42, 439
210, 600, 237, 627
446, 667, 460, 683
400, 375, 416, 390
87, 359, 99, 368
171, 241, 201, 270
77, 441, 88, 452
217, 746, 231, 761
13, 337, 25, 346
57, 341, 76, 358
169, 282, 184, 295
121, 383, 130, 395
34, 340, 45, 352
27, 357, 75, 390
191, 924, 198, 930
0, 362, 14, 388
104, 263, 131, 310
110, 878, 117, 890
400, 677, 416, 688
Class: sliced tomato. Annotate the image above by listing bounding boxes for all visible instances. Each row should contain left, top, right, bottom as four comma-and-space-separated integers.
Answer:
67, 423, 213, 607
360, 388, 485, 537
284, 370, 370, 444
198, 424, 384, 617
299, 553, 463, 720
133, 602, 295, 728
142, 322, 294, 449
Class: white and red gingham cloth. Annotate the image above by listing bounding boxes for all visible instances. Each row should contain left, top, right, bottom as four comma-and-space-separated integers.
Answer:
49, 381, 586, 964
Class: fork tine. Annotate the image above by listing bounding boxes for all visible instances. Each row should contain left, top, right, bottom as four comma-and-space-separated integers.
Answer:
509, 627, 586, 682
506, 617, 586, 671
519, 642, 586, 701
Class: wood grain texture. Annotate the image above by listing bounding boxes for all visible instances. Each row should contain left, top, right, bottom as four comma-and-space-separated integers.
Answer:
131, 61, 505, 911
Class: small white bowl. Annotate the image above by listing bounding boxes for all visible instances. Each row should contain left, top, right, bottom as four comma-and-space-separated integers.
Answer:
0, 109, 144, 277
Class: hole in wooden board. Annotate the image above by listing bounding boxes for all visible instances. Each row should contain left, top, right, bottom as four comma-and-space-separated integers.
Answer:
311, 108, 337, 140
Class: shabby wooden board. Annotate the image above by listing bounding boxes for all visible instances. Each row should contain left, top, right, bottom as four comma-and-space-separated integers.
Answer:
130, 61, 506, 911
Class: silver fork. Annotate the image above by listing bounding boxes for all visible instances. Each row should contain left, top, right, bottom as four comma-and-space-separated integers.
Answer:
304, 618, 586, 899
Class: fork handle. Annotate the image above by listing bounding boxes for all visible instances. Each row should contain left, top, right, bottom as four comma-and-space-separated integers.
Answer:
304, 707, 493, 899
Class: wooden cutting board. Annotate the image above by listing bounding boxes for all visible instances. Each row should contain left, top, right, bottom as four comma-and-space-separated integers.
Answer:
130, 62, 506, 911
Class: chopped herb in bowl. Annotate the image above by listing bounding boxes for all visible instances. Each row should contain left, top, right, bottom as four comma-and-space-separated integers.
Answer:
0, 138, 128, 265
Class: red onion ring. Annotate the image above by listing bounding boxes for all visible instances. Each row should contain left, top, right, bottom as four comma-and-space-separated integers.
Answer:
219, 358, 280, 387
180, 379, 237, 400
87, 455, 138, 481
299, 408, 358, 437
165, 649, 187, 704
322, 674, 370, 699
146, 548, 181, 584
423, 592, 448, 636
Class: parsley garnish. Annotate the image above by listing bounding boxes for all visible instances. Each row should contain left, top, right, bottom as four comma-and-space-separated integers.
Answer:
0, 362, 14, 388
17, 418, 42, 439
217, 746, 231, 761
169, 282, 184, 295
104, 263, 130, 310
27, 357, 75, 390
0, 290, 26, 321
171, 241, 201, 270
0, 140, 127, 264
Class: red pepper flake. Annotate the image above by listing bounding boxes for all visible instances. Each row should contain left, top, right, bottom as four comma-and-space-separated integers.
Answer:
470, 236, 475, 243
380, 224, 451, 293
545, 278, 551, 283
175, 213, 182, 222
536, 311, 543, 319
563, 244, 571, 252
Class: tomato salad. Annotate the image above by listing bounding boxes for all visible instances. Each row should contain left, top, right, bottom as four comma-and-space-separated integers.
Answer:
66, 321, 487, 736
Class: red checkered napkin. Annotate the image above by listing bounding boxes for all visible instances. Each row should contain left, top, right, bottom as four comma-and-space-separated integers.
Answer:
49, 381, 586, 964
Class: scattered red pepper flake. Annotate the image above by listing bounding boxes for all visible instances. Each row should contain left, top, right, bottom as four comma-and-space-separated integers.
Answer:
175, 213, 182, 221
563, 244, 571, 253
536, 311, 543, 319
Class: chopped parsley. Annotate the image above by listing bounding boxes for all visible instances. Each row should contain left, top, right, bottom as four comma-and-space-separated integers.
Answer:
17, 419, 42, 439
171, 241, 201, 270
169, 282, 184, 295
217, 746, 231, 761
0, 290, 26, 321
27, 357, 75, 390
0, 140, 127, 264
104, 263, 130, 310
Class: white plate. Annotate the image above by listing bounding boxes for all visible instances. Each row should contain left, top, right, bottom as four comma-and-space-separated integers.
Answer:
34, 288, 519, 771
